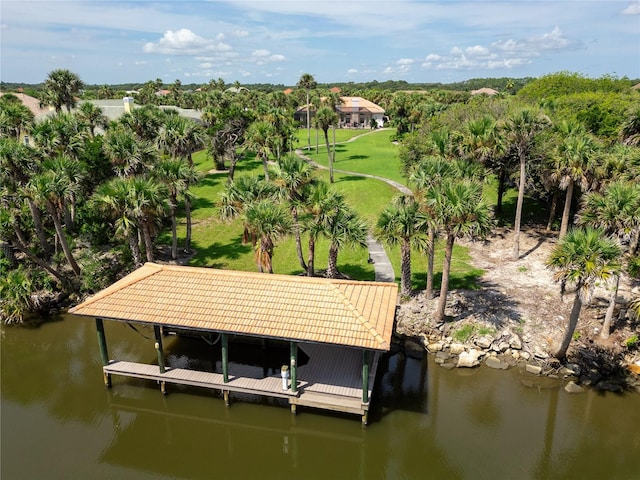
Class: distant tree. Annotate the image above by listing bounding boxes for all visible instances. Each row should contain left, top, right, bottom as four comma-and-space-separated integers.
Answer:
314, 106, 339, 183
41, 69, 84, 113
297, 73, 317, 151
76, 102, 108, 138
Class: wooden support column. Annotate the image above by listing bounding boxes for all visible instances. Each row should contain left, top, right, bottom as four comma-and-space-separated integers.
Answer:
95, 318, 111, 387
362, 349, 370, 403
154, 325, 166, 374
290, 342, 298, 394
221, 333, 229, 383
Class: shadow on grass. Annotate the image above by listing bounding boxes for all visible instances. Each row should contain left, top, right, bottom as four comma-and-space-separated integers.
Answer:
189, 197, 216, 210
494, 194, 549, 227
188, 234, 252, 267
411, 269, 484, 292
336, 175, 367, 183
347, 154, 369, 161
326, 263, 375, 281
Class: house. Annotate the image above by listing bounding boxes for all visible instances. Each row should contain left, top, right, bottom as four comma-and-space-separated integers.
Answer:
294, 96, 386, 128
470, 87, 499, 96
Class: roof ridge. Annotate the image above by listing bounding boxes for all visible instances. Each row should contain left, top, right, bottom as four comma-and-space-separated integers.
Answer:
330, 284, 388, 349
69, 262, 163, 314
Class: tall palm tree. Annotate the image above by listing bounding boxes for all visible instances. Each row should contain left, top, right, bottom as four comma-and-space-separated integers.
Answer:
427, 179, 493, 323
550, 133, 599, 238
27, 170, 81, 275
302, 181, 340, 277
375, 195, 427, 296
127, 177, 167, 262
503, 108, 550, 260
297, 73, 317, 151
120, 105, 164, 142
244, 120, 275, 181
620, 105, 640, 147
271, 155, 316, 271
242, 200, 293, 273
546, 227, 622, 360
153, 157, 201, 260
315, 106, 339, 183
577, 181, 640, 338
41, 69, 84, 113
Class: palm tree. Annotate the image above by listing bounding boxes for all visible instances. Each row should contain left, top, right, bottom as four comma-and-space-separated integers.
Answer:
375, 195, 427, 296
242, 200, 293, 273
546, 227, 622, 360
92, 177, 143, 265
153, 157, 201, 260
302, 181, 339, 277
297, 73, 317, 151
128, 177, 167, 262
27, 170, 81, 275
577, 181, 640, 338
503, 108, 550, 260
315, 106, 339, 183
120, 105, 164, 142
323, 201, 369, 279
271, 155, 316, 271
427, 179, 493, 323
620, 105, 640, 147
550, 133, 599, 238
31, 112, 88, 159
41, 69, 84, 113
409, 157, 457, 299
0, 97, 34, 139
244, 120, 275, 181
103, 124, 158, 177
76, 102, 108, 138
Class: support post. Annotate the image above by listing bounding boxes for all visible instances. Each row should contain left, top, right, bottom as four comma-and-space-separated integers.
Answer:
221, 333, 229, 383
95, 318, 111, 387
154, 325, 165, 374
290, 342, 298, 394
362, 350, 370, 403
223, 390, 230, 406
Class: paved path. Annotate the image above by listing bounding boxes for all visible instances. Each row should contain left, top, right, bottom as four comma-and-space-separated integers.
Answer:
295, 145, 413, 283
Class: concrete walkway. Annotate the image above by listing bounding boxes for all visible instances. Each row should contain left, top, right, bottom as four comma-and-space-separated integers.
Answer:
295, 148, 413, 283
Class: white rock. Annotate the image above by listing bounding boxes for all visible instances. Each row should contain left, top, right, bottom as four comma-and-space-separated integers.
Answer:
520, 351, 531, 361
457, 349, 481, 368
475, 336, 493, 349
564, 381, 584, 393
427, 342, 443, 352
509, 335, 523, 350
450, 343, 466, 355
526, 364, 543, 375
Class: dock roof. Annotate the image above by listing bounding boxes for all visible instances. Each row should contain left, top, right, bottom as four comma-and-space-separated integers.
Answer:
70, 263, 398, 351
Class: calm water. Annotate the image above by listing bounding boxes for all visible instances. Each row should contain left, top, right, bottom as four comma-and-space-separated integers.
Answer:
2, 314, 639, 480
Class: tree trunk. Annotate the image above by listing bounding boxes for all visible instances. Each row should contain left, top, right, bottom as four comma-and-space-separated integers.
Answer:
292, 208, 307, 271
600, 274, 620, 340
307, 235, 316, 277
546, 189, 559, 232
425, 227, 435, 300
400, 237, 412, 297
327, 243, 339, 278
50, 208, 81, 276
556, 288, 583, 361
27, 199, 52, 257
261, 153, 270, 182
559, 179, 574, 239
496, 168, 506, 215
324, 129, 334, 184
141, 218, 155, 262
512, 154, 526, 260
128, 232, 142, 266
184, 196, 192, 253
305, 92, 311, 151
434, 234, 455, 323
315, 128, 319, 154
10, 229, 69, 289
170, 203, 177, 260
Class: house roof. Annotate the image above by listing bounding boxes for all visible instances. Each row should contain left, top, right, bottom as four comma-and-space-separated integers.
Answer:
470, 87, 499, 96
337, 97, 385, 114
69, 263, 398, 351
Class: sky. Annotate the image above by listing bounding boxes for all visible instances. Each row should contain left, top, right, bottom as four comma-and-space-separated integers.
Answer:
1, 1, 639, 86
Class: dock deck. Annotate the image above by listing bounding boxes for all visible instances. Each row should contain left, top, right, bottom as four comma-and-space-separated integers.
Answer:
103, 342, 380, 421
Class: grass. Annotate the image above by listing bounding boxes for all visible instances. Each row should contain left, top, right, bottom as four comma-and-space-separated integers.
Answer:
160, 127, 498, 291
453, 324, 476, 343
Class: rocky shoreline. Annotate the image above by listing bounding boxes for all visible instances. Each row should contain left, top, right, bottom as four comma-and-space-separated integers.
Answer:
394, 296, 640, 394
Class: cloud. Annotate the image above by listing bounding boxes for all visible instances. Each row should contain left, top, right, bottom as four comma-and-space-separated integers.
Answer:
251, 49, 286, 64
347, 68, 359, 74
420, 26, 575, 73
397, 58, 415, 65
622, 2, 640, 15
143, 29, 232, 55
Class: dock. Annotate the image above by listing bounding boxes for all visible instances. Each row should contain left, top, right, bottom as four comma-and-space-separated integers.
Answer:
103, 343, 379, 422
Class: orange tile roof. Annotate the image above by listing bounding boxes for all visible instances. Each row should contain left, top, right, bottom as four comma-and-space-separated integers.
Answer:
70, 263, 398, 350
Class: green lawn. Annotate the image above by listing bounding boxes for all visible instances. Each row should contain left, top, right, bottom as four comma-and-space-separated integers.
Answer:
162, 129, 496, 291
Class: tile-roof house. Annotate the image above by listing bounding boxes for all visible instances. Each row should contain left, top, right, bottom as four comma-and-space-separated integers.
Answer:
295, 96, 386, 128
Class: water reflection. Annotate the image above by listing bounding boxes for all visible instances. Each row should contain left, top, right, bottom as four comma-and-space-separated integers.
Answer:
2, 315, 640, 479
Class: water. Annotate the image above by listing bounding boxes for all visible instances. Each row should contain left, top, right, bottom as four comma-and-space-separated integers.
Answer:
2, 314, 639, 479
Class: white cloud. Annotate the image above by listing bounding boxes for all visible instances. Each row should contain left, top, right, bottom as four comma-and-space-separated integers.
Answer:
425, 54, 442, 62
252, 49, 271, 58
270, 54, 286, 62
397, 58, 415, 65
251, 49, 285, 64
143, 29, 232, 55
234, 30, 250, 37
465, 45, 489, 56
347, 68, 359, 74
622, 2, 640, 15
450, 47, 462, 55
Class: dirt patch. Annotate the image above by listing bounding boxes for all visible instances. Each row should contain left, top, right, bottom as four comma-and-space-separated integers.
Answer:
396, 227, 639, 375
